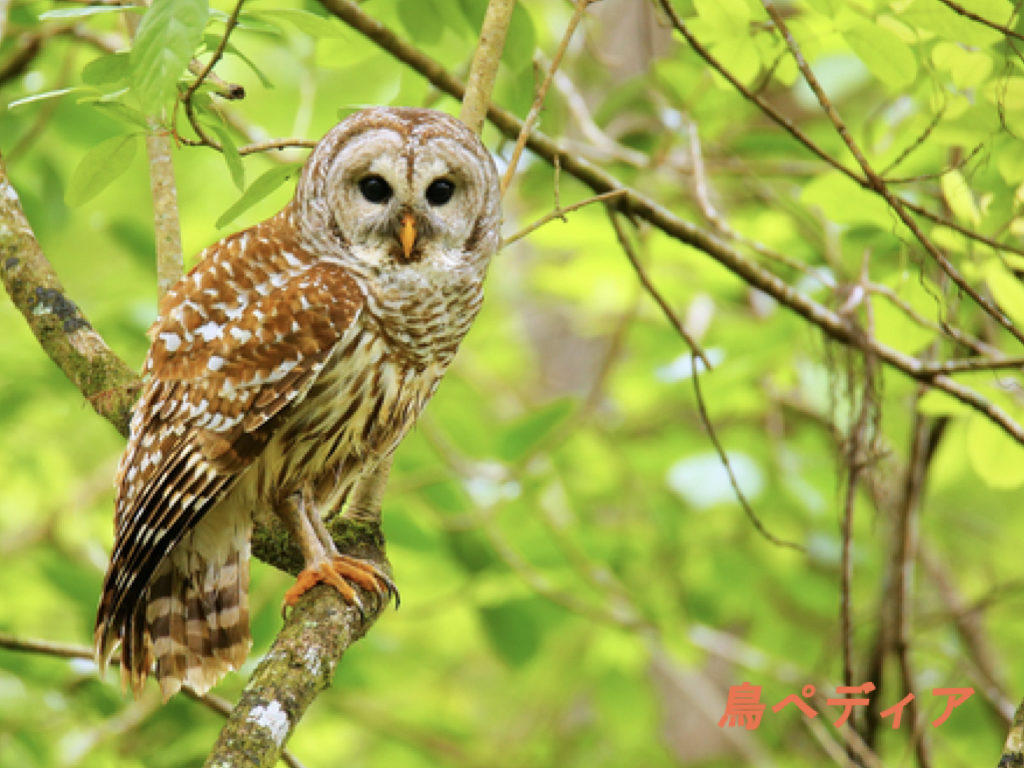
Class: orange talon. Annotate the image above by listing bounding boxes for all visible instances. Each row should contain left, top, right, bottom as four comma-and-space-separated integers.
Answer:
281, 557, 399, 618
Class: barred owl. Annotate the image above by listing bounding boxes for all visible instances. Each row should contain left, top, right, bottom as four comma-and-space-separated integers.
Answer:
94, 107, 501, 700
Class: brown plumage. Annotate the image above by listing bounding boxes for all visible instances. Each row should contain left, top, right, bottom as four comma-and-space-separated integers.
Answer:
94, 107, 501, 700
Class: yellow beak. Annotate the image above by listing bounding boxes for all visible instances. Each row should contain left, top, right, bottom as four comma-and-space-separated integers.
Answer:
399, 212, 417, 260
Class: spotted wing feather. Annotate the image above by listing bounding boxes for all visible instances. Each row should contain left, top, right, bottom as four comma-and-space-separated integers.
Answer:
95, 212, 364, 694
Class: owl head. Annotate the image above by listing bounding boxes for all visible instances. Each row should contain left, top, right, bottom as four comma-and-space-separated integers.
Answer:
294, 107, 501, 279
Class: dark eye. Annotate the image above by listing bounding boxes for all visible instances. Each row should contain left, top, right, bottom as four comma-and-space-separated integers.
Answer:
426, 178, 455, 206
359, 175, 392, 204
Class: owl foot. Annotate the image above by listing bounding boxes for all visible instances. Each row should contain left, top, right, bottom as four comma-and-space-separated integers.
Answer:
282, 555, 399, 618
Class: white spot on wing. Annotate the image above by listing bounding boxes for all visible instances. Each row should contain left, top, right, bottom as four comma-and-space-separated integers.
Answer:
229, 327, 253, 344
208, 355, 226, 372
159, 332, 182, 352
197, 321, 224, 342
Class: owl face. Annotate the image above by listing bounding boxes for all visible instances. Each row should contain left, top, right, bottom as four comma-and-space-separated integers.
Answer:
295, 108, 501, 279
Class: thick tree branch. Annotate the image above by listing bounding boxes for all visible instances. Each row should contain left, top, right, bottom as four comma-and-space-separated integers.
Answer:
0, 153, 139, 435
205, 517, 391, 768
318, 0, 1024, 448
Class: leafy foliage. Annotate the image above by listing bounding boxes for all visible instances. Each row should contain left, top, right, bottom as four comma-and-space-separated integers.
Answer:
3, 0, 1024, 766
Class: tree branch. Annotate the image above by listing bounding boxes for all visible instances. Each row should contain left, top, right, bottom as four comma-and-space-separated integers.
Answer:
318, 0, 1024, 448
0, 153, 139, 435
205, 517, 391, 768
458, 0, 516, 134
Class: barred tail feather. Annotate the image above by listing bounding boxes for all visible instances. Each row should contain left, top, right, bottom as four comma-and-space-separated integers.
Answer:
93, 518, 253, 702
147, 543, 252, 701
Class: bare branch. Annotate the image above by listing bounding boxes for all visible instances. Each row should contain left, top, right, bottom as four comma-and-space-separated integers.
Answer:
500, 0, 592, 195
502, 189, 626, 246
319, 0, 1024, 447
459, 0, 516, 134
0, 632, 307, 768
935, 0, 1024, 42
760, 0, 1024, 347
204, 519, 391, 768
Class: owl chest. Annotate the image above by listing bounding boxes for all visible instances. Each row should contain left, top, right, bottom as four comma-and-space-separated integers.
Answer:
259, 328, 443, 501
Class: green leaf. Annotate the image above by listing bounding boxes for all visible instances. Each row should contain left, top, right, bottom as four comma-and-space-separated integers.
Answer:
249, 8, 346, 38
82, 52, 130, 87
79, 99, 151, 130
478, 599, 542, 666
932, 42, 992, 90
7, 88, 77, 109
129, 0, 209, 114
208, 124, 245, 191
967, 415, 1024, 489
65, 134, 140, 207
900, 0, 1004, 47
206, 35, 273, 88
843, 21, 916, 88
398, 0, 443, 45
498, 398, 574, 462
940, 169, 980, 226
502, 3, 535, 73
984, 259, 1024, 327
216, 164, 301, 228
39, 6, 142, 19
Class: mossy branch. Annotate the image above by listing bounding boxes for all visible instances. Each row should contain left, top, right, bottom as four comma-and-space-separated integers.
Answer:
0, 153, 139, 435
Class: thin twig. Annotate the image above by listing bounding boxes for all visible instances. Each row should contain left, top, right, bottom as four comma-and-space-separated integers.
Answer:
606, 209, 802, 550
180, 0, 246, 149
760, 0, 1024, 347
0, 632, 308, 768
654, 0, 1024, 260
604, 209, 710, 368
503, 189, 626, 246
500, 0, 591, 195
935, 0, 1024, 42
459, 0, 516, 134
318, 0, 1024, 448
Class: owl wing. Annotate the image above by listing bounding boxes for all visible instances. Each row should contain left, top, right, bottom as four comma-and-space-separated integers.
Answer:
96, 222, 364, 663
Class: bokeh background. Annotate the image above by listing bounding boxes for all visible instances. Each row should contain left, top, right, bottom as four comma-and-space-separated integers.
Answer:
2, 0, 1024, 765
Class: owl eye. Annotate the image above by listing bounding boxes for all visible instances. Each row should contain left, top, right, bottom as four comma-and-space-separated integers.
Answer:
425, 178, 455, 206
359, 175, 392, 204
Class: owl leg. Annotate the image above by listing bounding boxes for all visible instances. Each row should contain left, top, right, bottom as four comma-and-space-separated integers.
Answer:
277, 485, 398, 617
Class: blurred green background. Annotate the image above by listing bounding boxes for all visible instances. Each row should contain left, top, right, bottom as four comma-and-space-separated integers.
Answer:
2, 0, 1024, 765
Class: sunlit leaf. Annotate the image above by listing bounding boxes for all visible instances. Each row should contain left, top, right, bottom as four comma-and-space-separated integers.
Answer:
967, 415, 1024, 489
843, 21, 916, 88
215, 164, 301, 228
81, 53, 130, 87
129, 0, 209, 114
39, 6, 142, 19
65, 133, 140, 207
208, 124, 245, 191
7, 88, 77, 109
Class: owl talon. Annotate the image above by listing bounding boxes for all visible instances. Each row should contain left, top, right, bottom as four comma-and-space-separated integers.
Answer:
281, 557, 396, 618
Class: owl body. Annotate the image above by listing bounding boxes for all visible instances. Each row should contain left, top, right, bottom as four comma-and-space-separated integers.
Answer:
96, 108, 500, 699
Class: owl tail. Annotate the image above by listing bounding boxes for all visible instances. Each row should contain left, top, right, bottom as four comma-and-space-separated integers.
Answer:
94, 544, 252, 702
145, 545, 252, 701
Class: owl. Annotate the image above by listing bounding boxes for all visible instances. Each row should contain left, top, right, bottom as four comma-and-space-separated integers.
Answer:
93, 107, 502, 700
